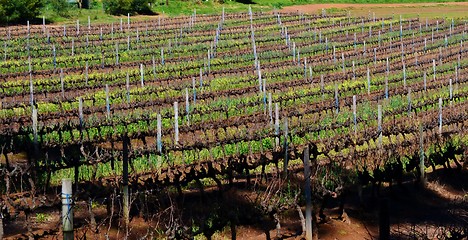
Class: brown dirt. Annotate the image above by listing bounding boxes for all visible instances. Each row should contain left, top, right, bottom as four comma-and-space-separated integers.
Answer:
3, 168, 467, 239
279, 2, 468, 18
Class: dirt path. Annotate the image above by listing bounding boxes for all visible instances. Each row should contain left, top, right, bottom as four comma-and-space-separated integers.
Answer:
279, 2, 468, 18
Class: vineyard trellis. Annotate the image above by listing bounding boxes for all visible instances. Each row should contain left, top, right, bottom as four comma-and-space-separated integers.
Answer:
0, 9, 467, 238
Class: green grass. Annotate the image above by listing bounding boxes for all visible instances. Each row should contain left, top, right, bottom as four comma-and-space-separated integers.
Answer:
39, 0, 467, 24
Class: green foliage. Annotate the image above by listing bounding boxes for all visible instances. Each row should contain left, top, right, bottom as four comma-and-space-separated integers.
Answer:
0, 0, 44, 23
103, 0, 154, 15
46, 0, 71, 17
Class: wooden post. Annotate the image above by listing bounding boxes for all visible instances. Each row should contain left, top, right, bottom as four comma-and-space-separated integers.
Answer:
303, 146, 313, 240
29, 57, 34, 108
403, 62, 406, 89
115, 43, 119, 65
419, 125, 425, 185
140, 64, 144, 87
263, 78, 267, 114
161, 48, 164, 65
385, 75, 389, 99
174, 102, 179, 145
157, 114, 162, 153
335, 83, 339, 114
62, 179, 74, 240
85, 61, 89, 85
78, 98, 83, 137
352, 95, 357, 134
283, 118, 289, 176
258, 70, 262, 92
407, 88, 412, 116
378, 105, 382, 147
379, 198, 390, 240
449, 78, 453, 101
53, 45, 56, 69
185, 88, 190, 125
122, 135, 130, 227
341, 53, 345, 73
268, 93, 273, 125
192, 77, 197, 104
275, 103, 280, 148
71, 38, 74, 56
32, 107, 38, 144
76, 20, 80, 36
423, 71, 427, 91
439, 98, 442, 135
320, 74, 324, 97
126, 73, 130, 103
200, 68, 203, 88
105, 84, 110, 119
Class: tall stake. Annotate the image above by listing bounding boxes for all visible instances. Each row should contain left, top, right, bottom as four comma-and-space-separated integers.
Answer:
174, 102, 179, 145
303, 146, 313, 240
122, 134, 130, 227
419, 125, 425, 185
62, 179, 74, 240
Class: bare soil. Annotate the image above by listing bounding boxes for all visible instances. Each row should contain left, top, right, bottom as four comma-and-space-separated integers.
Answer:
2, 167, 467, 239
279, 2, 468, 18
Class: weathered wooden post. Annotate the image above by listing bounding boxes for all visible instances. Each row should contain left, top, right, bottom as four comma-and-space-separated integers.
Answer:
439, 98, 442, 135
78, 97, 83, 138
185, 88, 190, 125
449, 78, 453, 101
122, 134, 130, 227
62, 179, 74, 240
275, 103, 280, 148
403, 62, 406, 89
419, 125, 425, 185
268, 93, 273, 125
423, 71, 427, 91
115, 43, 119, 65
283, 118, 289, 176
157, 114, 162, 153
303, 146, 313, 240
353, 95, 357, 135
407, 88, 412, 116
192, 77, 197, 104
378, 105, 382, 147
258, 70, 262, 92
200, 68, 203, 88
385, 75, 389, 99
335, 83, 339, 114
85, 61, 89, 85
174, 102, 179, 145
29, 57, 34, 108
140, 64, 144, 87
105, 84, 110, 119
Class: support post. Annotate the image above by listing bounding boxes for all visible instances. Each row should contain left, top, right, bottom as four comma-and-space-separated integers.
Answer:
62, 179, 74, 240
303, 146, 313, 240
174, 102, 179, 145
419, 125, 426, 185
122, 134, 130, 227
